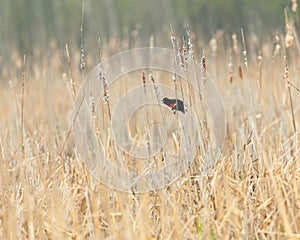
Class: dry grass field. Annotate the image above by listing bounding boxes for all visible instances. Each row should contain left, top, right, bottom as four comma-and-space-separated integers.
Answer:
0, 14, 300, 240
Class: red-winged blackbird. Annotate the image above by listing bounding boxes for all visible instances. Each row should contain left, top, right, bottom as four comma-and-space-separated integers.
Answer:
162, 97, 186, 114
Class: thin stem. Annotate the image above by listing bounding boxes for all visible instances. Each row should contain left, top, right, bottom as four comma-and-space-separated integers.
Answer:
21, 54, 26, 159
65, 43, 76, 97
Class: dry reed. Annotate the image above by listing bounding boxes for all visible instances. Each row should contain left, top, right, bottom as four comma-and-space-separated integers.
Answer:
0, 8, 300, 240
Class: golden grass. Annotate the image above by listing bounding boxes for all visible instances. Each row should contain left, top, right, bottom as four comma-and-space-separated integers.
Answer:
0, 31, 300, 240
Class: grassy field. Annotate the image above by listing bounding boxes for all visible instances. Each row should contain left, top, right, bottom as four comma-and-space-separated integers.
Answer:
1, 16, 300, 240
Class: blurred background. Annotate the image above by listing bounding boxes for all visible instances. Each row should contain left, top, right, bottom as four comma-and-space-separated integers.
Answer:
0, 0, 294, 57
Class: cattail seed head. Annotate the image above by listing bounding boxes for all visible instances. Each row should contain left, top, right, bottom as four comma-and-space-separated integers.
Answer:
285, 32, 294, 48
149, 71, 163, 101
228, 61, 233, 84
285, 9, 294, 48
186, 28, 194, 59
142, 71, 146, 85
90, 93, 96, 118
238, 66, 243, 80
283, 54, 289, 82
228, 49, 233, 84
209, 38, 217, 56
149, 35, 154, 48
201, 54, 207, 84
292, 0, 298, 12
172, 72, 177, 85
272, 35, 281, 57
241, 28, 248, 69
80, 50, 87, 71
99, 70, 109, 104
232, 34, 238, 55
142, 71, 146, 94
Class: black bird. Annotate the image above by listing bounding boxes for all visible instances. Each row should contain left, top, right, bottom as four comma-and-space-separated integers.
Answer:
162, 97, 186, 114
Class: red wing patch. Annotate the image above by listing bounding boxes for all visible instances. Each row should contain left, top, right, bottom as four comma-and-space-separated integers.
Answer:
162, 97, 186, 114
